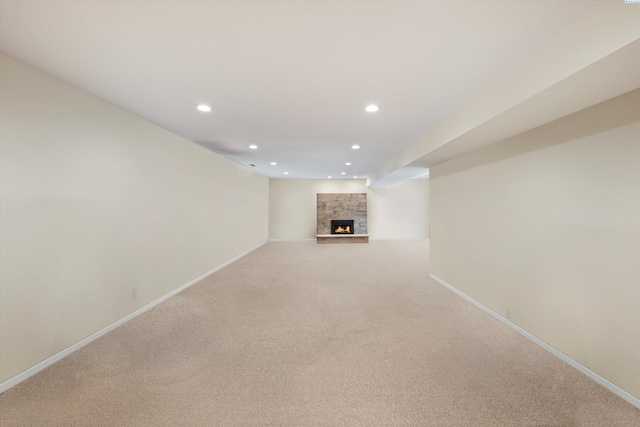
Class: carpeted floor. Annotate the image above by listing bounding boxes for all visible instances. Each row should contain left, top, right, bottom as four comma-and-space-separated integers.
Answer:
0, 241, 638, 426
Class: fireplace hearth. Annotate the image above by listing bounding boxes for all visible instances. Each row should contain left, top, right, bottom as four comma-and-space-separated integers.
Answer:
331, 219, 354, 235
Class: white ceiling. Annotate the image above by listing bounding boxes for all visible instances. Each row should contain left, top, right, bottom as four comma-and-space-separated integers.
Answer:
0, 0, 604, 181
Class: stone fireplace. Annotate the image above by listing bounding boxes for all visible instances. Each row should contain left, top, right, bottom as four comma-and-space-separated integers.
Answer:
316, 193, 368, 243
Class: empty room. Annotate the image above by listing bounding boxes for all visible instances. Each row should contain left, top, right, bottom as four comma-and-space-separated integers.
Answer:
1, 1, 639, 425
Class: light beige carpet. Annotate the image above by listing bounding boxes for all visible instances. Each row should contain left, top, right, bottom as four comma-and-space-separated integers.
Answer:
0, 241, 638, 426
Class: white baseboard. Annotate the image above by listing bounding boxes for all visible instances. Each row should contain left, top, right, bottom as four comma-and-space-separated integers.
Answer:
429, 273, 640, 410
0, 241, 267, 394
369, 237, 429, 241
268, 238, 316, 242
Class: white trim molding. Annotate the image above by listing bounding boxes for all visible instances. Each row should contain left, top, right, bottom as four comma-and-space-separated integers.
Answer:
369, 237, 429, 241
429, 273, 640, 410
268, 238, 316, 242
0, 241, 267, 394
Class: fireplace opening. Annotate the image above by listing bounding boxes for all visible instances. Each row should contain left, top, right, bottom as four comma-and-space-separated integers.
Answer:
331, 219, 354, 234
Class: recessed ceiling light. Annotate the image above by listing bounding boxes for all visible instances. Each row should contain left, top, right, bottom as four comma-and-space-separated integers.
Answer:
284, 172, 289, 175
345, 162, 351, 166
341, 172, 346, 175
354, 176, 358, 179
249, 145, 258, 149
270, 162, 277, 165
351, 145, 360, 150
328, 176, 332, 179
365, 105, 379, 113
196, 104, 212, 112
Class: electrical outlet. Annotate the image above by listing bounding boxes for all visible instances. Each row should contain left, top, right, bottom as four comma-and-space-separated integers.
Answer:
132, 288, 138, 300
505, 307, 511, 319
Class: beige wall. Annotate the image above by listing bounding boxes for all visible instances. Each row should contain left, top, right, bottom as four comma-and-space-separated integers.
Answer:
0, 54, 269, 383
430, 89, 640, 399
269, 178, 429, 240
368, 179, 430, 239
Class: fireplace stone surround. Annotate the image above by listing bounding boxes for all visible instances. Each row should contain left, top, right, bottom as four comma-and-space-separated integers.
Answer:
316, 193, 368, 243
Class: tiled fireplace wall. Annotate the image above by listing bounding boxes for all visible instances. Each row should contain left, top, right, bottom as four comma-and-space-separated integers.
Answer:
317, 193, 367, 235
